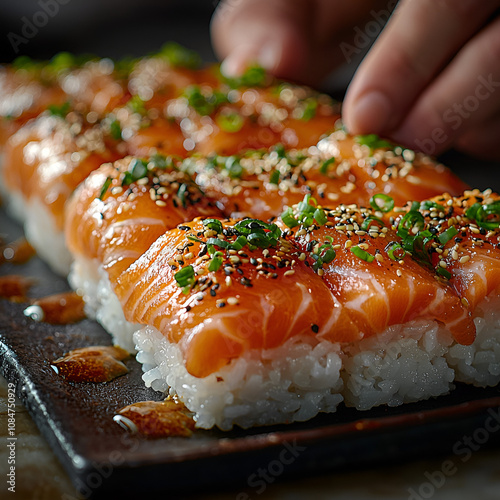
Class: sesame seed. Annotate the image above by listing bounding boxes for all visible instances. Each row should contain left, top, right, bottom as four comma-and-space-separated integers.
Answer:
439, 261, 447, 268
225, 276, 232, 286
229, 256, 240, 264
284, 270, 295, 276
451, 250, 459, 260
459, 255, 470, 264
375, 254, 384, 262
344, 240, 352, 249
227, 297, 239, 306
156, 200, 167, 207
396, 269, 402, 277
317, 269, 324, 277
298, 253, 306, 261
184, 252, 194, 260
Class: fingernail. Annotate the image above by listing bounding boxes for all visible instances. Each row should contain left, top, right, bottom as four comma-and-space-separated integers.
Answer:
346, 91, 393, 135
257, 40, 281, 73
220, 45, 256, 78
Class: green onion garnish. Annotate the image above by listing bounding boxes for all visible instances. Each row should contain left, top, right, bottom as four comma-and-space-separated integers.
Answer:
386, 242, 406, 261
438, 226, 459, 245
222, 65, 266, 88
110, 119, 122, 140
299, 98, 318, 121
127, 96, 146, 115
203, 219, 223, 234
208, 252, 223, 272
269, 170, 280, 185
224, 156, 244, 179
48, 101, 71, 118
206, 238, 230, 251
355, 134, 393, 152
281, 207, 299, 228
98, 177, 112, 200
420, 201, 445, 212
466, 201, 500, 230
183, 85, 228, 116
369, 194, 394, 213
231, 235, 248, 250
436, 266, 452, 279
351, 246, 375, 263
216, 112, 244, 133
361, 215, 385, 231
314, 208, 328, 226
159, 42, 201, 69
174, 265, 195, 290
319, 158, 335, 176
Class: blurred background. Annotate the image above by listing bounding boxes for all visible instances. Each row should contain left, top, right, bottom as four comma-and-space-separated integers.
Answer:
1, 0, 498, 190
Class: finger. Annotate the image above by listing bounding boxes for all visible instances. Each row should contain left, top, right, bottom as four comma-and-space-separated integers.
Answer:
211, 0, 311, 80
454, 112, 500, 160
389, 15, 500, 156
343, 0, 499, 135
211, 0, 390, 84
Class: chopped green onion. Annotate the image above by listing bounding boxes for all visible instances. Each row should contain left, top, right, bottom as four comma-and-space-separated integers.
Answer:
361, 215, 385, 231
203, 219, 223, 234
224, 156, 243, 179
129, 158, 148, 178
177, 183, 188, 208
420, 201, 445, 212
110, 119, 122, 140
206, 238, 230, 251
355, 134, 393, 152
438, 226, 459, 245
231, 235, 247, 250
269, 170, 280, 185
319, 158, 335, 176
159, 42, 201, 69
386, 242, 406, 261
174, 265, 195, 289
314, 208, 328, 226
48, 101, 71, 118
369, 194, 394, 213
299, 98, 318, 121
222, 65, 266, 88
98, 177, 112, 200
281, 207, 299, 228
467, 201, 500, 230
436, 266, 452, 279
183, 85, 228, 116
350, 246, 375, 263
127, 96, 146, 115
273, 143, 287, 159
208, 252, 223, 272
397, 210, 425, 239
216, 112, 244, 132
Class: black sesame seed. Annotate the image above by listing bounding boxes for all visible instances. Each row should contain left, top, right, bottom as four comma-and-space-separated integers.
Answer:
240, 277, 253, 287
179, 225, 191, 231
185, 305, 191, 312
210, 289, 216, 297
311, 324, 319, 333
217, 302, 226, 308
250, 258, 258, 266
271, 273, 278, 279
237, 268, 244, 275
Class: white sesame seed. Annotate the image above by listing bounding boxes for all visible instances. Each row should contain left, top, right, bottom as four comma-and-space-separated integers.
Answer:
227, 297, 239, 306
459, 255, 470, 264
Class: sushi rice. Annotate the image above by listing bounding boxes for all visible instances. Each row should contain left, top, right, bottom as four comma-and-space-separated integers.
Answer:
70, 255, 500, 430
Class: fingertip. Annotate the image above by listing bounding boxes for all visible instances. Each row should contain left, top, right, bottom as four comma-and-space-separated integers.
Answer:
343, 90, 393, 136
219, 41, 282, 78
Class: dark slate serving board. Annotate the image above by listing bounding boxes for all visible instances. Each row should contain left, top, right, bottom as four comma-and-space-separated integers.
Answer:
2, 204, 500, 499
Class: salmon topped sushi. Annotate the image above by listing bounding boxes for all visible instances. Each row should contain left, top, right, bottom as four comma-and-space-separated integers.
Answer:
389, 189, 500, 387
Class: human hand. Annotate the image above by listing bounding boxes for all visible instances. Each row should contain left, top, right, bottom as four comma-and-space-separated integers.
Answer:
211, 0, 390, 84
212, 0, 500, 159
343, 0, 500, 159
